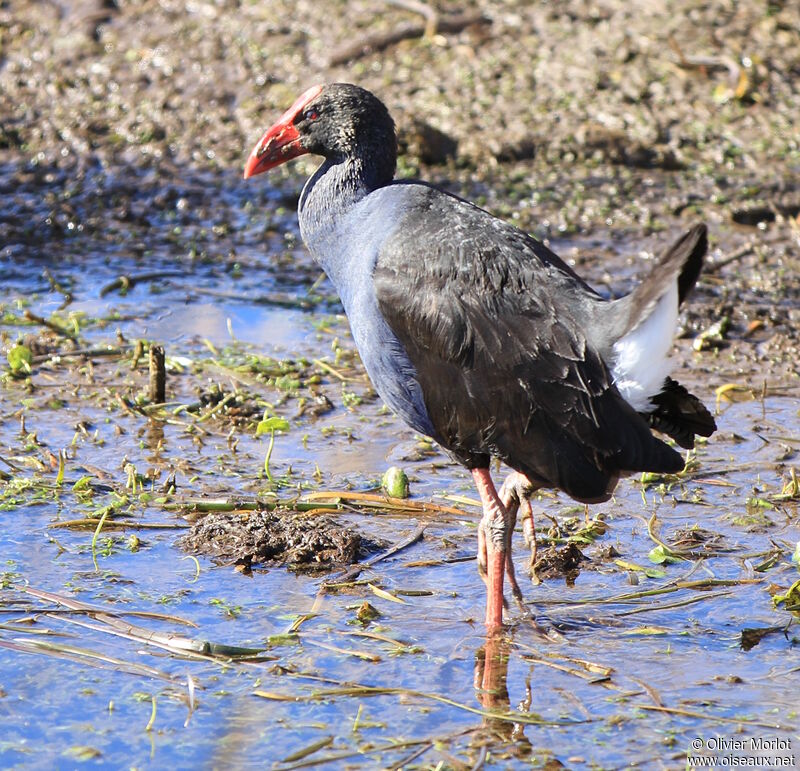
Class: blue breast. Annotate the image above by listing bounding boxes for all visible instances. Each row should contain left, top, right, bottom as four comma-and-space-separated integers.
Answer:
299, 183, 437, 439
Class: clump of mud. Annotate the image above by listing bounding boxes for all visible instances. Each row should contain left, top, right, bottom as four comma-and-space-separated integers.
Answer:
534, 542, 588, 585
181, 510, 370, 572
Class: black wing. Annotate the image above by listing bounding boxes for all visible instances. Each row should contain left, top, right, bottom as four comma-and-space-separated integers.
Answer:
373, 188, 683, 501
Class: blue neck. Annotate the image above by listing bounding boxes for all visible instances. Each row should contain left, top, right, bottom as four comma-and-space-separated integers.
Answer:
298, 156, 385, 259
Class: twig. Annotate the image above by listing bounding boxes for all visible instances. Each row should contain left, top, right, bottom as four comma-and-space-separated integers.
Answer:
535, 577, 763, 607
388, 743, 433, 771
322, 525, 426, 587
386, 0, 438, 37
706, 241, 756, 273
22, 310, 78, 341
312, 358, 352, 382
615, 589, 733, 616
275, 739, 430, 771
0, 455, 24, 472
302, 638, 381, 662
32, 344, 132, 364
42, 268, 73, 305
163, 493, 466, 523
279, 737, 335, 765
328, 11, 489, 66
667, 35, 739, 79
192, 286, 317, 310
54, 614, 267, 662
99, 271, 185, 297
627, 676, 664, 707
519, 653, 612, 684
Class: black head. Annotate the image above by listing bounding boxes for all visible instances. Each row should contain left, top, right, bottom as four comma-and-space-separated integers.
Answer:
244, 83, 397, 182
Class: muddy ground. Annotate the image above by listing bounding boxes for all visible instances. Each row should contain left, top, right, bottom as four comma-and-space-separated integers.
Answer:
2, 0, 799, 373
1, 1, 799, 768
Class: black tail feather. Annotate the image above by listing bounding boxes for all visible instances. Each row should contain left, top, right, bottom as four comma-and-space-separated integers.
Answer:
644, 377, 717, 449
621, 223, 708, 337
675, 224, 708, 306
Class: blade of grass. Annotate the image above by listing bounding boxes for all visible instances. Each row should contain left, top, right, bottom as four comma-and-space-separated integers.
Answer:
636, 703, 790, 730
367, 584, 408, 605
0, 638, 176, 681
615, 590, 733, 617
91, 507, 110, 572
302, 638, 381, 663
145, 695, 157, 732
23, 586, 198, 626
50, 519, 188, 530
277, 738, 429, 770
255, 682, 590, 727
279, 737, 335, 764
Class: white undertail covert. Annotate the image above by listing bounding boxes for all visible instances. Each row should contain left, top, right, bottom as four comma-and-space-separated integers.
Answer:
612, 282, 679, 411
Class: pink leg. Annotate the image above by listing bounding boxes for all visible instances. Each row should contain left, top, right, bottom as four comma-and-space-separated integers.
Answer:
472, 468, 508, 629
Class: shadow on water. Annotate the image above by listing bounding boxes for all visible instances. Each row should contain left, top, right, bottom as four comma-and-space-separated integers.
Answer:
1, 154, 799, 769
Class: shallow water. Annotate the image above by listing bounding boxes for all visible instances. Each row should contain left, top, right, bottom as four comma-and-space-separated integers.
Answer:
1, 162, 798, 770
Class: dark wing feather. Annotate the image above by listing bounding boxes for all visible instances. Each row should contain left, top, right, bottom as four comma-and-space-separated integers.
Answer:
373, 190, 684, 501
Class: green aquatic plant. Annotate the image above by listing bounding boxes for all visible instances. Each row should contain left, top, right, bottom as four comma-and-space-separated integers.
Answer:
256, 412, 290, 484
6, 343, 32, 376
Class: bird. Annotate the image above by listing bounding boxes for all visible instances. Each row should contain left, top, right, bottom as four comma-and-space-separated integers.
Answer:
243, 83, 716, 628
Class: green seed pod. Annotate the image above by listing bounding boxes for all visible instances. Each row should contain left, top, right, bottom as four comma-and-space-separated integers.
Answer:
382, 466, 409, 499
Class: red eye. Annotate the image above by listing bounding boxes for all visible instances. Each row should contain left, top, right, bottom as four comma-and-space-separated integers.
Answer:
304, 109, 319, 121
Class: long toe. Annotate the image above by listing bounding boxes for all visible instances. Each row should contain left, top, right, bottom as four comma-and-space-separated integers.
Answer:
499, 473, 521, 511
477, 522, 488, 584
519, 499, 540, 582
502, 496, 527, 611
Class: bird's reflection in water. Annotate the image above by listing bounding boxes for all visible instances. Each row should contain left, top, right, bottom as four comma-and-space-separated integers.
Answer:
473, 632, 534, 752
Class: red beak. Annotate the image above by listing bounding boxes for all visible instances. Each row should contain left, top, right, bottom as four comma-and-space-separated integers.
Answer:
243, 84, 324, 179
243, 121, 304, 179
